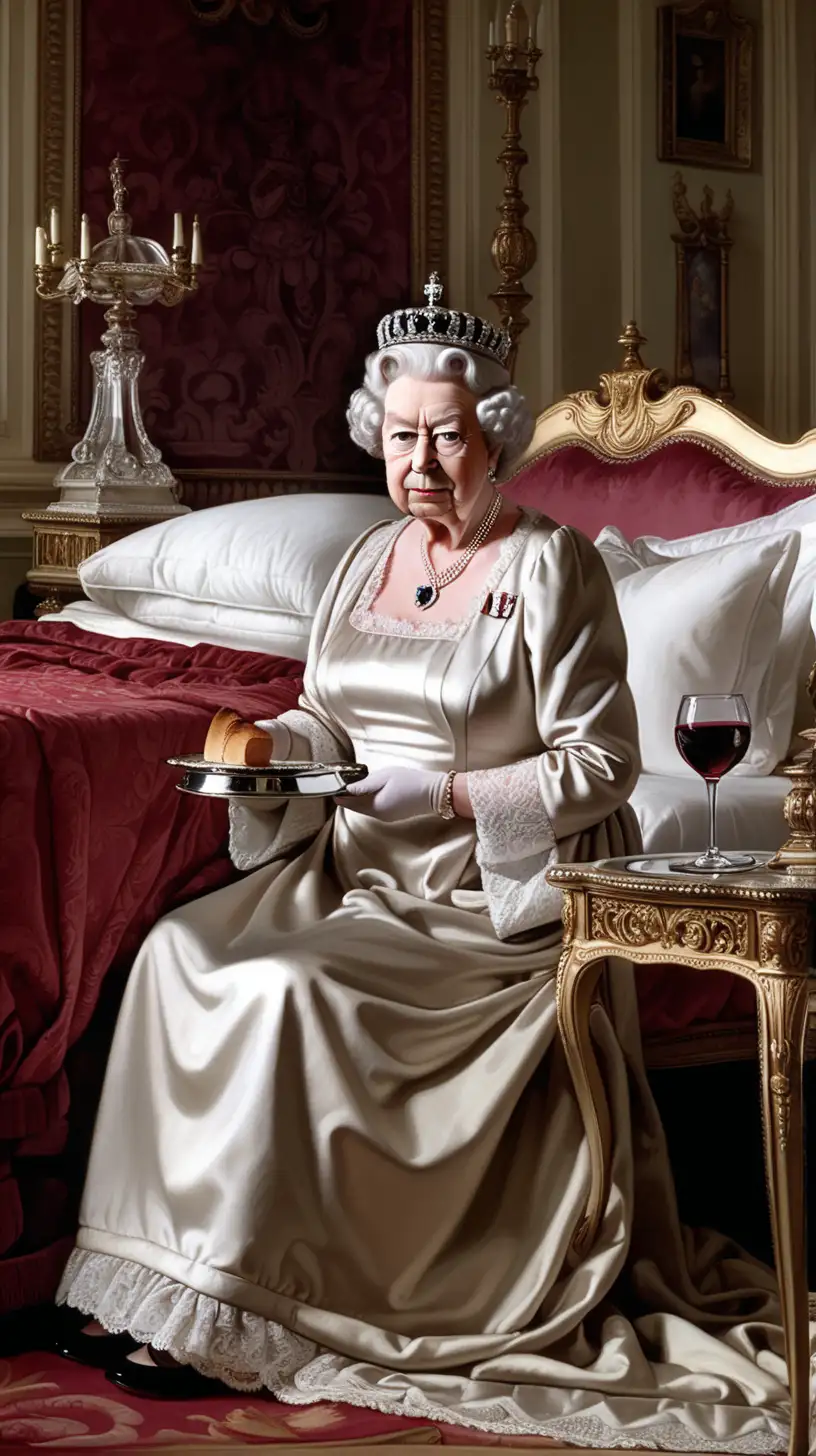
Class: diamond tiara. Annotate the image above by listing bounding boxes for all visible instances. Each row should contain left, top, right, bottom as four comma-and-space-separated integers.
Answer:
375, 273, 511, 367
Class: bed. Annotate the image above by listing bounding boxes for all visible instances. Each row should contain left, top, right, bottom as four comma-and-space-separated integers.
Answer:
3, 328, 815, 1314
0, 494, 398, 1314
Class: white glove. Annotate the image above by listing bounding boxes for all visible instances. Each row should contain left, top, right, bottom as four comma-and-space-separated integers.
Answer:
254, 719, 292, 761
337, 765, 449, 823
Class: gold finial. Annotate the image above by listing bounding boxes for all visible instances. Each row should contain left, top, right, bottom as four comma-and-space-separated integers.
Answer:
424, 272, 443, 308
618, 321, 647, 371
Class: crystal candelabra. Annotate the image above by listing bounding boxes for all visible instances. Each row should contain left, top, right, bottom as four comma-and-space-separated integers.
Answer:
33, 156, 202, 516
486, 2, 542, 379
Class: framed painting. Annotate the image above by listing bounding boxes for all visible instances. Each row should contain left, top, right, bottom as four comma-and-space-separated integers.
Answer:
672, 174, 734, 401
658, 1, 754, 171
34, 0, 446, 508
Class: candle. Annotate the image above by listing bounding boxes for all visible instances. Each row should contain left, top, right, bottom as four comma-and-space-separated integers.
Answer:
173, 212, 184, 250
536, 3, 545, 48
191, 216, 203, 266
80, 214, 91, 260
49, 205, 60, 247
505, 4, 520, 45
488, 19, 495, 46
35, 226, 48, 266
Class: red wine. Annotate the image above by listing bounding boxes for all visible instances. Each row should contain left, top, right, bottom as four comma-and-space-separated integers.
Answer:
675, 721, 751, 779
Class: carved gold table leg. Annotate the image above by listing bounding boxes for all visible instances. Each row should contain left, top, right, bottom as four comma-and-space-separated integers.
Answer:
754, 971, 811, 1456
547, 865, 816, 1456
555, 949, 612, 1256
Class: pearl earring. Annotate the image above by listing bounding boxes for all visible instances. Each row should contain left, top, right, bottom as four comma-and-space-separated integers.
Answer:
487, 467, 497, 482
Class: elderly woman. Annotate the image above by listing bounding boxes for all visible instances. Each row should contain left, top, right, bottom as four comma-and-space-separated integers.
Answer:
56, 284, 789, 1452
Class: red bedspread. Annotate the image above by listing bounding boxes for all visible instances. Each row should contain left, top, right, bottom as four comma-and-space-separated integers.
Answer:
0, 622, 303, 1313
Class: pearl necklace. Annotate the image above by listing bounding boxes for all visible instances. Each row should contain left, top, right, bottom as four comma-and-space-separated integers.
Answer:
414, 491, 503, 610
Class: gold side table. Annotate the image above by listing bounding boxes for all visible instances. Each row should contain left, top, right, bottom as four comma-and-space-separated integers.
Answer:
547, 856, 814, 1456
21, 510, 162, 617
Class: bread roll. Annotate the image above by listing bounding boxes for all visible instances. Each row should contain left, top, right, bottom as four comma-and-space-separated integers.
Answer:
221, 721, 274, 768
203, 707, 274, 767
204, 708, 242, 762
204, 708, 241, 761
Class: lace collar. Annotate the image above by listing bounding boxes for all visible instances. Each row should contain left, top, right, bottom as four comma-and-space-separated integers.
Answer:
349, 509, 539, 641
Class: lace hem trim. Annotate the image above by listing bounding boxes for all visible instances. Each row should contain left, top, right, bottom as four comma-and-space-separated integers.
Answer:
349, 510, 538, 641
57, 1248, 789, 1454
57, 1248, 317, 1392
281, 1361, 790, 1454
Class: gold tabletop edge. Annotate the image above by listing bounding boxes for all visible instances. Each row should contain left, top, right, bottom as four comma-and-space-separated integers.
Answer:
546, 861, 816, 901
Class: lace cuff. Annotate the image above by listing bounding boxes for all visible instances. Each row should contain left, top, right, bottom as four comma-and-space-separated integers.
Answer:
255, 719, 292, 759
228, 708, 344, 873
228, 799, 327, 873
468, 758, 561, 941
278, 708, 347, 765
469, 757, 557, 865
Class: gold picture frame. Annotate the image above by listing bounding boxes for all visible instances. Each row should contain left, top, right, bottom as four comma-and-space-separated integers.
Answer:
657, 0, 754, 172
33, 0, 446, 504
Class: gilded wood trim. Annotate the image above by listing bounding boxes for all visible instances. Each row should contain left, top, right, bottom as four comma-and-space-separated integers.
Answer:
411, 0, 446, 299
504, 327, 816, 488
34, 0, 81, 461
33, 0, 446, 492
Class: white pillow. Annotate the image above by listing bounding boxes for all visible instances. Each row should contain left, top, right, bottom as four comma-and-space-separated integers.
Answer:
79, 493, 400, 627
603, 533, 798, 776
50, 598, 313, 659
597, 490, 816, 753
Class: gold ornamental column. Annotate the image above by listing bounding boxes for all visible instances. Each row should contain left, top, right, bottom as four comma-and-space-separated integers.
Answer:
486, 2, 542, 380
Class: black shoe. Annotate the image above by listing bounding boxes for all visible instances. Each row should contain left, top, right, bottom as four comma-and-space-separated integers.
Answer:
105, 1350, 229, 1400
53, 1306, 139, 1370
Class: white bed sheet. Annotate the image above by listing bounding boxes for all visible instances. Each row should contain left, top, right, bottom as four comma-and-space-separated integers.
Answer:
45, 602, 791, 856
45, 599, 310, 661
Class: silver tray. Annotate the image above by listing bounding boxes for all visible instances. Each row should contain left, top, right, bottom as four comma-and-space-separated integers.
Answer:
167, 755, 368, 802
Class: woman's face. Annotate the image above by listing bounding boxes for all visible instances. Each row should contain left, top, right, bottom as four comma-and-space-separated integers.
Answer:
381, 375, 500, 524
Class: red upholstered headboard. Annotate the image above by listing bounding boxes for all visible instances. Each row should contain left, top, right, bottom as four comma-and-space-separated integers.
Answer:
500, 326, 816, 541
502, 441, 816, 541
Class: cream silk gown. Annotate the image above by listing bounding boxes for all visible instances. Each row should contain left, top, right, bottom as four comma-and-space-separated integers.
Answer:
59, 512, 794, 1452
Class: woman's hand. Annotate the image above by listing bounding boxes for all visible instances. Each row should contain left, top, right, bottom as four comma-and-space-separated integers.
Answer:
337, 766, 450, 823
254, 719, 292, 762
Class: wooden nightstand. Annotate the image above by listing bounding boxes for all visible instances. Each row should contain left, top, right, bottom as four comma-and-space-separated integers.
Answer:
547, 855, 814, 1456
21, 509, 160, 617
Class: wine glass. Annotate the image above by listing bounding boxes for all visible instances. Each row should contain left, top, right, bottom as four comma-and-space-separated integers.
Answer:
668, 694, 756, 874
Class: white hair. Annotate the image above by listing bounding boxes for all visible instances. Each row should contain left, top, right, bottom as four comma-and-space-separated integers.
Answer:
346, 342, 534, 465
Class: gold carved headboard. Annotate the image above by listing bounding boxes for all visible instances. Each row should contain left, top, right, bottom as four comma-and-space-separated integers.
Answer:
503, 323, 816, 487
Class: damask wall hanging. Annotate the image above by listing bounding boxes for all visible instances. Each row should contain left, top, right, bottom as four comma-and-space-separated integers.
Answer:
187, 0, 332, 40
34, 0, 445, 507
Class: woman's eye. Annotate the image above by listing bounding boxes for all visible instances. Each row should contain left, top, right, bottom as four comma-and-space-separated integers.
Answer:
437, 431, 461, 444
392, 432, 415, 444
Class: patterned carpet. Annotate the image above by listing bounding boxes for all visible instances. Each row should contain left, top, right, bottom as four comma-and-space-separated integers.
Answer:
0, 1351, 572, 1452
